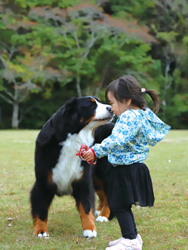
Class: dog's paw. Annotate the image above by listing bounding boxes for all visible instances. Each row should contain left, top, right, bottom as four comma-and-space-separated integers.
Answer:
83, 230, 97, 238
96, 216, 109, 222
36, 232, 49, 238
95, 210, 101, 216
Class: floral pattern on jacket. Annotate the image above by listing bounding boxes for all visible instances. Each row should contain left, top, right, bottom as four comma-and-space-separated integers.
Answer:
92, 108, 171, 166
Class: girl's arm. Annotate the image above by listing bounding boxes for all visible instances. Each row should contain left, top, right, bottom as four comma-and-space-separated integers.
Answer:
92, 112, 140, 158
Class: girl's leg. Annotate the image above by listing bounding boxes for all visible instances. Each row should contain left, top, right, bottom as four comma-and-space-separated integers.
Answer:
130, 206, 138, 236
107, 206, 142, 249
113, 206, 137, 239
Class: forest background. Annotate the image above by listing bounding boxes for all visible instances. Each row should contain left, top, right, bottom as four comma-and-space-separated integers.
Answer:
0, 0, 188, 129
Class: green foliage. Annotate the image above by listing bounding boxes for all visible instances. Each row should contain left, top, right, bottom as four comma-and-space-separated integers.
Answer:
0, 0, 187, 128
156, 31, 178, 44
110, 0, 156, 20
25, 0, 83, 8
183, 36, 188, 46
14, 0, 27, 8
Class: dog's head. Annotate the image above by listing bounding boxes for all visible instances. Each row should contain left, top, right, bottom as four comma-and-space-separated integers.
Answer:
37, 96, 113, 145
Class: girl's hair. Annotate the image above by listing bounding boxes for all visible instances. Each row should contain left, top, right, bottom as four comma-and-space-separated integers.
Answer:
105, 75, 160, 113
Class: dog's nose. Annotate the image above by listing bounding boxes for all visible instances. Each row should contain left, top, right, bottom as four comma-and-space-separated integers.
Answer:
106, 106, 112, 113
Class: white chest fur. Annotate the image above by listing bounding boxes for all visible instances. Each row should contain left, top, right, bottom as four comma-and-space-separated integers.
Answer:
52, 123, 95, 195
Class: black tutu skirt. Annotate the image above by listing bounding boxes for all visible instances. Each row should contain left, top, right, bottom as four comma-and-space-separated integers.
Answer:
107, 163, 155, 209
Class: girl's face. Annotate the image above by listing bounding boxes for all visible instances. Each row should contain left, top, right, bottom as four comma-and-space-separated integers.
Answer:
107, 91, 131, 117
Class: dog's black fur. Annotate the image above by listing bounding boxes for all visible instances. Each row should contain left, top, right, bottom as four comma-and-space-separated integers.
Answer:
30, 96, 113, 237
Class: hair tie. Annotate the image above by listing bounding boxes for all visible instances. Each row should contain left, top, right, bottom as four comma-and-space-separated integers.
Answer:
141, 88, 146, 93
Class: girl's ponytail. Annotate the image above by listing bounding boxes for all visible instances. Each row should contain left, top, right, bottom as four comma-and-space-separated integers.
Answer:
145, 89, 160, 114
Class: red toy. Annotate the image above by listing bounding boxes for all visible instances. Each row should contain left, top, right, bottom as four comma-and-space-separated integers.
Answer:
76, 144, 97, 165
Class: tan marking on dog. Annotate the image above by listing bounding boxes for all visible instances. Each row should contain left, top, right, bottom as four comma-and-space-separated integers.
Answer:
85, 114, 96, 125
78, 203, 96, 231
100, 196, 110, 218
95, 178, 110, 219
96, 189, 105, 211
80, 118, 83, 123
92, 127, 97, 137
48, 171, 53, 183
91, 98, 95, 102
94, 178, 105, 211
33, 215, 49, 236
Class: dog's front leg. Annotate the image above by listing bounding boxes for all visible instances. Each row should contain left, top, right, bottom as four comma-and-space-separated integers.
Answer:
30, 180, 55, 237
77, 203, 97, 238
33, 215, 49, 237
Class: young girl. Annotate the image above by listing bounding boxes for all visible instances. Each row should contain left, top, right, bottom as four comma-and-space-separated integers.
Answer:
83, 75, 171, 250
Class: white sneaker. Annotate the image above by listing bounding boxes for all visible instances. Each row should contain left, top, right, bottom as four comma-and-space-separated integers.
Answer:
106, 238, 142, 250
136, 234, 143, 247
109, 235, 142, 247
109, 237, 124, 247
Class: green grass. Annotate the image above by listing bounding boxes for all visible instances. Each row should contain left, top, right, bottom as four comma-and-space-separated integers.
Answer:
0, 130, 188, 250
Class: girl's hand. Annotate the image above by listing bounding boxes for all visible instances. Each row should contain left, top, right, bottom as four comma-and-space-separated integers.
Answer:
83, 149, 95, 162
76, 145, 97, 165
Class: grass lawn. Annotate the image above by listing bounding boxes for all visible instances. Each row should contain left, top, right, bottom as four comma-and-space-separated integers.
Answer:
0, 130, 188, 250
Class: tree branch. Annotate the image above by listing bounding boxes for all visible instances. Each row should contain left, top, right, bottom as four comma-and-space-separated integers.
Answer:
9, 45, 19, 61
73, 31, 81, 51
95, 62, 110, 96
0, 93, 13, 104
81, 18, 97, 65
0, 41, 10, 52
61, 29, 72, 50
0, 54, 6, 68
19, 98, 37, 123
76, 75, 82, 97
0, 88, 16, 101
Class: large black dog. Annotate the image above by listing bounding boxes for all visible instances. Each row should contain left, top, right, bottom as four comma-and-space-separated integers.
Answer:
30, 96, 113, 238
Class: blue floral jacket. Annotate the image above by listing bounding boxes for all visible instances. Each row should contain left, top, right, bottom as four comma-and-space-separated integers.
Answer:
92, 108, 171, 166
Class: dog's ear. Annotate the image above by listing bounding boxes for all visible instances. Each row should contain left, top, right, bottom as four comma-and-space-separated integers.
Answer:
63, 97, 78, 121
36, 118, 54, 146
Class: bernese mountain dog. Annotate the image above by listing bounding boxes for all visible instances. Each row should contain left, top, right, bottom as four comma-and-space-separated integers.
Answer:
30, 96, 113, 238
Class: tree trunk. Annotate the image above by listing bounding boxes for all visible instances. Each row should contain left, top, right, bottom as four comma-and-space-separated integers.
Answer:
12, 102, 19, 129
162, 61, 170, 120
76, 76, 82, 97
